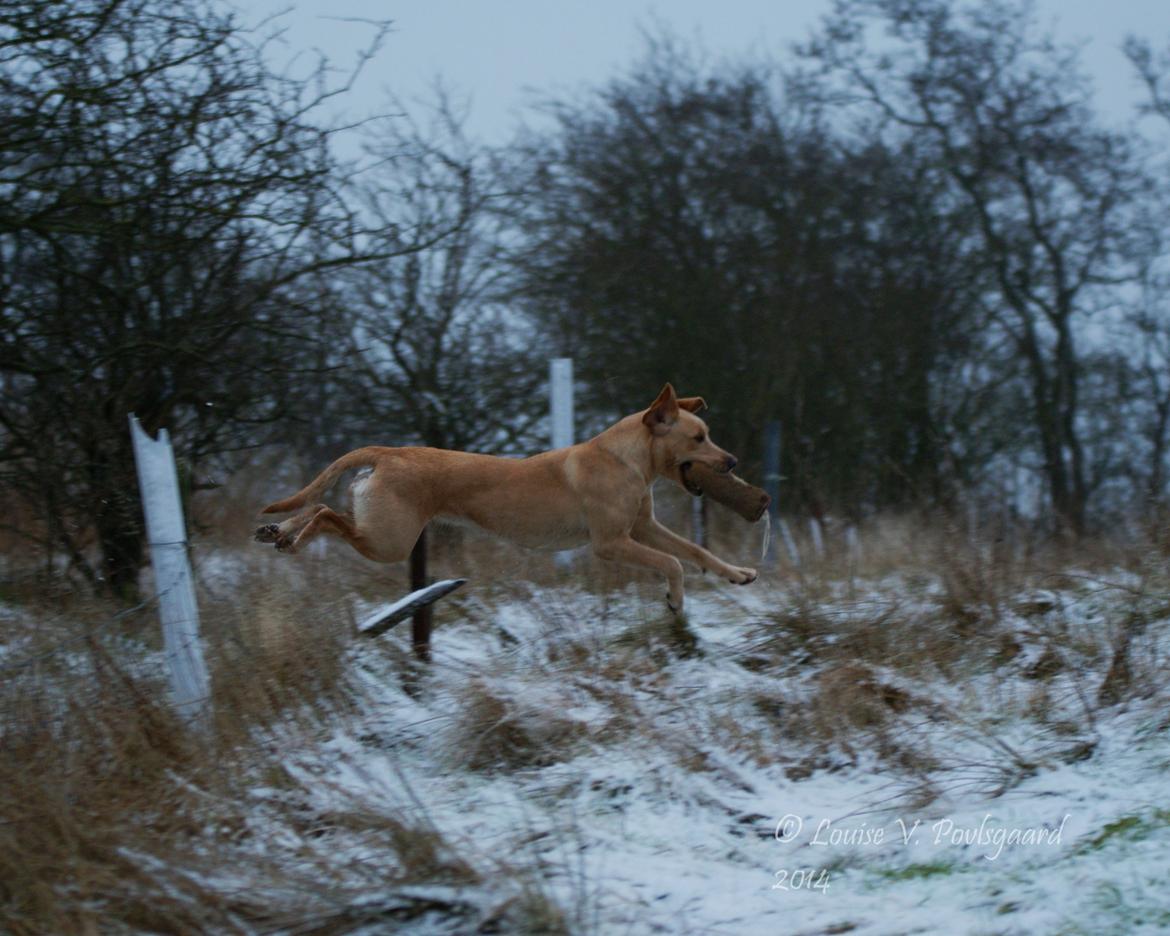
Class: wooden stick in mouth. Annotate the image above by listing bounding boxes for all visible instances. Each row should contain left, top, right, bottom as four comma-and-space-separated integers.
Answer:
682, 463, 770, 523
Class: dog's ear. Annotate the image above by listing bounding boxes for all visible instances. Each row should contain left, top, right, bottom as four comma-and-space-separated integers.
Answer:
643, 383, 680, 436
677, 396, 707, 414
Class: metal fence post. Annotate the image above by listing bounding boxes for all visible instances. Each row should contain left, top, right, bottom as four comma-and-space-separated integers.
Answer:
128, 415, 209, 724
763, 420, 781, 561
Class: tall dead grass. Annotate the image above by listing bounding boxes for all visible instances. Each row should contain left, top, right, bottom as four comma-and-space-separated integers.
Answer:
3, 498, 1169, 933
0, 559, 562, 934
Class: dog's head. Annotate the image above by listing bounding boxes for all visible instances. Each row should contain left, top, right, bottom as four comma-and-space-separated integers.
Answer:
641, 383, 738, 494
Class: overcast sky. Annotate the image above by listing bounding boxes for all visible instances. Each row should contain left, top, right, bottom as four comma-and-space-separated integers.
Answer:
240, 0, 1170, 143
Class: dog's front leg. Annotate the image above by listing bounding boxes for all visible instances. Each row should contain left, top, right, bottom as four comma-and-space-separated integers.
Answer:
632, 516, 757, 586
592, 534, 686, 615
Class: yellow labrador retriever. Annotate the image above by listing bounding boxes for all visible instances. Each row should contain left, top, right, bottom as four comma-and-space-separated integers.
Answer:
255, 383, 757, 613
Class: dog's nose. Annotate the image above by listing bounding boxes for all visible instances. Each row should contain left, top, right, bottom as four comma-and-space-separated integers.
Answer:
725, 457, 737, 472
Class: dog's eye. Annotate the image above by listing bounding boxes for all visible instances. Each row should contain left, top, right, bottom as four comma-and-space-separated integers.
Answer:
694, 433, 705, 443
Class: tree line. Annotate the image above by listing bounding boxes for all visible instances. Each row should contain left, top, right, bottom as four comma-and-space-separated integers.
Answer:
2, 0, 1169, 595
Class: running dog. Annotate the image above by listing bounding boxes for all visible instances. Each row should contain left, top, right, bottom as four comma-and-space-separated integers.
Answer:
255, 383, 757, 613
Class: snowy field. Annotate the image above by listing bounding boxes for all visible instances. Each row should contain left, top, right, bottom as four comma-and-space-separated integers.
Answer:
3, 528, 1170, 934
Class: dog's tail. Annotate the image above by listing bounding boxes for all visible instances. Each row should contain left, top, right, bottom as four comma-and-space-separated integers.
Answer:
261, 447, 383, 514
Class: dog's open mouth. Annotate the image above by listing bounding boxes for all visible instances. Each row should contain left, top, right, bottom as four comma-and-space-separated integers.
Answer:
679, 461, 704, 497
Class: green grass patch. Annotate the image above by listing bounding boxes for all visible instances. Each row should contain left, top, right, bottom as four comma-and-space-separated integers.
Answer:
876, 860, 955, 881
1077, 809, 1170, 854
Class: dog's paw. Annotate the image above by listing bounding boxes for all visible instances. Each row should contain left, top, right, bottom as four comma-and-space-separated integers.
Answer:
728, 566, 757, 585
255, 523, 296, 552
666, 592, 686, 617
254, 523, 280, 543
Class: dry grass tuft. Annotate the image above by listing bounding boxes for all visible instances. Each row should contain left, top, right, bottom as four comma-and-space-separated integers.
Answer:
450, 678, 590, 772
814, 662, 915, 729
0, 571, 572, 932
203, 578, 356, 733
478, 888, 572, 935
0, 661, 244, 934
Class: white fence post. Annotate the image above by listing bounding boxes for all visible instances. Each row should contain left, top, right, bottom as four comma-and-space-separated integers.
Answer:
778, 518, 801, 567
549, 359, 575, 568
845, 523, 861, 563
809, 517, 825, 559
128, 415, 210, 724
845, 523, 860, 587
691, 495, 706, 548
550, 358, 574, 450
762, 421, 781, 562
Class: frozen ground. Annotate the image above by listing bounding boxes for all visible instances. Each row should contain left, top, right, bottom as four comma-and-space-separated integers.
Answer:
4, 549, 1169, 934
224, 569, 1170, 934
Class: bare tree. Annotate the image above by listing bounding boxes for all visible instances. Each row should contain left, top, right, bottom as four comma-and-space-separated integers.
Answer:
0, 0, 400, 595
1126, 36, 1170, 124
1122, 35, 1170, 511
339, 96, 546, 455
802, 0, 1146, 534
505, 39, 983, 515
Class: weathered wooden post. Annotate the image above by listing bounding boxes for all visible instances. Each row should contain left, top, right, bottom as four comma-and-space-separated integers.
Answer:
410, 529, 432, 662
128, 415, 210, 725
550, 358, 574, 568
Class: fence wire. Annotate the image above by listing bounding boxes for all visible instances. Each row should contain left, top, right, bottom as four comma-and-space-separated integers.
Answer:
0, 589, 167, 677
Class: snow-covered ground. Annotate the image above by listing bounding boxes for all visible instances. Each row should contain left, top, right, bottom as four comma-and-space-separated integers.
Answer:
5, 551, 1169, 934
217, 566, 1170, 935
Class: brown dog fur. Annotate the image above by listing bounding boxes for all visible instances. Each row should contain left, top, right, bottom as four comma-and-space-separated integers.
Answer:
255, 383, 757, 613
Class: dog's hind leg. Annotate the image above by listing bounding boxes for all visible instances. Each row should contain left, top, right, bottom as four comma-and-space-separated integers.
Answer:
281, 506, 376, 559
288, 504, 427, 564
255, 503, 327, 552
